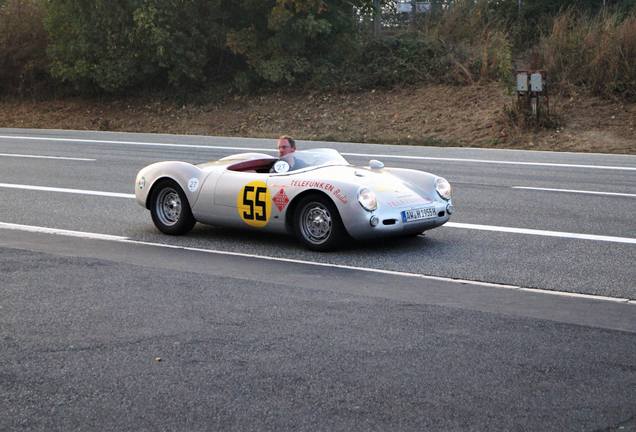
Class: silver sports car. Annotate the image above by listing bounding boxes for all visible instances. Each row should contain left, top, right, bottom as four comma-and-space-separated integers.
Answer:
134, 148, 453, 251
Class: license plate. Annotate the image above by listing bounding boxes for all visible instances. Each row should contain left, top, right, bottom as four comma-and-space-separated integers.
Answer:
401, 207, 436, 223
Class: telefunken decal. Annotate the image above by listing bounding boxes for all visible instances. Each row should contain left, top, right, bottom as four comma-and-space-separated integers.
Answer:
290, 180, 348, 203
387, 196, 432, 208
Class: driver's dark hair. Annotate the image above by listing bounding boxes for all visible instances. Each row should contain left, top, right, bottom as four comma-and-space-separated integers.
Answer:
279, 135, 296, 149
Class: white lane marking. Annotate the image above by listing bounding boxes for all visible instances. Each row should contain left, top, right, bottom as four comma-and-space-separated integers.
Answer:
2, 182, 635, 244
0, 135, 270, 151
445, 222, 636, 245
0, 222, 128, 241
1, 135, 635, 171
0, 152, 95, 161
342, 152, 636, 171
0, 183, 135, 199
513, 186, 636, 198
0, 221, 633, 304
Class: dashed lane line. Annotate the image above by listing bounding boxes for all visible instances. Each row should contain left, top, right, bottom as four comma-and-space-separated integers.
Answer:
1, 182, 635, 244
513, 186, 636, 198
0, 152, 95, 161
444, 222, 636, 245
0, 182, 135, 199
1, 135, 635, 171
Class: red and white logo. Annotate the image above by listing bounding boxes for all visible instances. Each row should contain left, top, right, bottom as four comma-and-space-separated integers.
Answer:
272, 188, 290, 212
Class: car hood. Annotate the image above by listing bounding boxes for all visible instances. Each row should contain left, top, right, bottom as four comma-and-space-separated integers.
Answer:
292, 165, 439, 206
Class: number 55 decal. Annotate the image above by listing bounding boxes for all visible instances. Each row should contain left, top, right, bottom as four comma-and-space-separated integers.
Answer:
237, 181, 271, 228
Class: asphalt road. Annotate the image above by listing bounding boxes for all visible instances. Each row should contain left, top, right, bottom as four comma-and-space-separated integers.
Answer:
0, 128, 634, 297
1, 128, 635, 431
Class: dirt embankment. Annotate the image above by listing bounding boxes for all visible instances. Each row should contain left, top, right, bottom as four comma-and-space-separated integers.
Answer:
1, 83, 634, 154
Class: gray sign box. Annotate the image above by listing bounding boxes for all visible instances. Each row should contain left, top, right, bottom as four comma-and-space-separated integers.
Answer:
516, 73, 528, 92
530, 73, 543, 92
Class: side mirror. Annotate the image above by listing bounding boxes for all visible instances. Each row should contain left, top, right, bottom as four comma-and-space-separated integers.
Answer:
369, 159, 384, 169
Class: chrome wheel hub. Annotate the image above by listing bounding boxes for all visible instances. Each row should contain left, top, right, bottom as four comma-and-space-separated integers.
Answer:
156, 188, 181, 226
301, 203, 332, 244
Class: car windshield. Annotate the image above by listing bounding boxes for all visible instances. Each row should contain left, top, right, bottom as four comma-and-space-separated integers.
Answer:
289, 148, 348, 170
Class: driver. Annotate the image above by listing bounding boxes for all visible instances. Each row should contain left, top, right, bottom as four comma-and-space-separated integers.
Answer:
277, 135, 296, 158
271, 135, 304, 172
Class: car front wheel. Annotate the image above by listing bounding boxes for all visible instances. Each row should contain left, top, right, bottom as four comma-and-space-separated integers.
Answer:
149, 179, 196, 235
293, 194, 346, 251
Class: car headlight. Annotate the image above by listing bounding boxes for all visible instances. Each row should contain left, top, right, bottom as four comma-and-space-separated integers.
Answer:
358, 188, 377, 211
435, 177, 452, 200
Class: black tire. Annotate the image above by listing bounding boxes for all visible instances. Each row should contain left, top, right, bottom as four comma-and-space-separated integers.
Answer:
149, 179, 196, 235
293, 194, 346, 251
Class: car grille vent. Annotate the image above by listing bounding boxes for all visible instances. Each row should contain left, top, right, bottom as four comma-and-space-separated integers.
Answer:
383, 219, 397, 225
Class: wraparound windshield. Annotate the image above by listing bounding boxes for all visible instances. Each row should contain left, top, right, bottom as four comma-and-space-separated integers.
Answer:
282, 148, 349, 171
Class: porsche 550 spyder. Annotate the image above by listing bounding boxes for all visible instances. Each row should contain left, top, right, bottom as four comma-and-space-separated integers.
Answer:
134, 148, 453, 251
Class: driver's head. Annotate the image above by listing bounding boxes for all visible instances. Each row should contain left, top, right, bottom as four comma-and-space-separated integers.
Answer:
277, 136, 296, 157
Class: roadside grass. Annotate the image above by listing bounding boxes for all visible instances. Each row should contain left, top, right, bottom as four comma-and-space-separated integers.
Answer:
538, 9, 636, 101
1, 80, 634, 154
315, 133, 454, 147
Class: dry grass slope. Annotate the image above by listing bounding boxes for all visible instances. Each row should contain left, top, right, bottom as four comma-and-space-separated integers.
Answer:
1, 83, 634, 154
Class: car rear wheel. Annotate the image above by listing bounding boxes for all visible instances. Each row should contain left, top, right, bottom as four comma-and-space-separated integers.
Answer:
293, 194, 345, 251
150, 179, 196, 235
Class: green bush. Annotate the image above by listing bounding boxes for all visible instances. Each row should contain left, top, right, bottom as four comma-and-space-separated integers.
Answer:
2, 0, 628, 99
0, 0, 49, 95
331, 35, 451, 89
132, 0, 230, 88
45, 0, 144, 93
226, 0, 363, 89
45, 0, 231, 93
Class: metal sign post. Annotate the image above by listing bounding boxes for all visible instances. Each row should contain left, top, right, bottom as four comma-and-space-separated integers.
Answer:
516, 70, 548, 123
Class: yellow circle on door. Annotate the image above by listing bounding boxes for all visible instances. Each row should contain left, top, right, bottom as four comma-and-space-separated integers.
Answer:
237, 181, 271, 228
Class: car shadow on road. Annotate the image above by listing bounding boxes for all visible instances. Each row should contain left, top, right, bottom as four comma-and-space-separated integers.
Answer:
130, 222, 448, 258
177, 224, 444, 255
